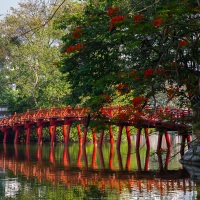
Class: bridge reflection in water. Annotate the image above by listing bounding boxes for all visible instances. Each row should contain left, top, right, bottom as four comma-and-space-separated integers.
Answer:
0, 138, 195, 199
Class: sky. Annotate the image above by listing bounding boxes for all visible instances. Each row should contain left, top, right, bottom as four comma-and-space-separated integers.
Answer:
0, 0, 20, 17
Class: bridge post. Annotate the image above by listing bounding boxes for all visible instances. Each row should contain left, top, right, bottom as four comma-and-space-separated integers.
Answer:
144, 147, 150, 171
92, 128, 97, 146
165, 149, 171, 170
109, 125, 114, 145
180, 135, 186, 156
63, 147, 70, 167
36, 124, 43, 145
99, 148, 105, 170
91, 144, 97, 169
157, 132, 163, 152
165, 131, 171, 149
125, 126, 131, 147
136, 127, 142, 150
49, 147, 56, 164
117, 148, 123, 170
136, 150, 142, 171
36, 145, 42, 162
49, 125, 56, 146
83, 146, 88, 169
77, 124, 83, 146
14, 127, 20, 144
25, 145, 30, 161
117, 126, 124, 149
25, 124, 32, 145
62, 123, 71, 146
144, 128, 150, 150
109, 144, 114, 170
77, 145, 82, 168
2, 129, 9, 143
186, 135, 191, 149
126, 147, 131, 170
98, 130, 105, 148
82, 126, 88, 146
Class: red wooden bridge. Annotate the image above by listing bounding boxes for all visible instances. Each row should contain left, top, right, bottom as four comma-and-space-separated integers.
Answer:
0, 105, 192, 151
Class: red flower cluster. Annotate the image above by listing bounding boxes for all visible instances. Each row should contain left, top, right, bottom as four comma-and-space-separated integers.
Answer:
65, 43, 85, 53
144, 68, 155, 78
179, 38, 188, 47
72, 27, 82, 39
134, 14, 144, 23
110, 15, 126, 26
107, 7, 119, 17
153, 17, 162, 27
132, 96, 148, 108
117, 83, 130, 94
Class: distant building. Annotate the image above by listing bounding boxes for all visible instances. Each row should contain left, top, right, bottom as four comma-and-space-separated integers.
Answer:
0, 104, 9, 119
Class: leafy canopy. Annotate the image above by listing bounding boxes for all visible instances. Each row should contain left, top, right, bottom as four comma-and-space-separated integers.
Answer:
56, 0, 200, 113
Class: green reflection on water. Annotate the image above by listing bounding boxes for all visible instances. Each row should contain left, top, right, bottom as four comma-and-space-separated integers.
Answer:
0, 139, 196, 199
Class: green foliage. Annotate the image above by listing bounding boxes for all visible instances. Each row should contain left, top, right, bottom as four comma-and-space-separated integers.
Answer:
0, 0, 72, 113
56, 0, 200, 115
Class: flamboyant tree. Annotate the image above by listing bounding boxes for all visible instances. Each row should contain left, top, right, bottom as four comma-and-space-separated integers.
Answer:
56, 0, 199, 123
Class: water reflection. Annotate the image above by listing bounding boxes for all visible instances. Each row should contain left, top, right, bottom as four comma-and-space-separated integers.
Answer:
0, 140, 196, 199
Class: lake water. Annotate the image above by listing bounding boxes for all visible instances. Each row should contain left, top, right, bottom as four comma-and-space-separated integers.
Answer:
0, 134, 199, 199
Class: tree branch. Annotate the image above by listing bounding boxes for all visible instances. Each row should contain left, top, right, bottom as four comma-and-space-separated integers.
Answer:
15, 0, 67, 39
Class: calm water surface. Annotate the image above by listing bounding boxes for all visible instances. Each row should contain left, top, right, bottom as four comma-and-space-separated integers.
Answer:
0, 134, 199, 199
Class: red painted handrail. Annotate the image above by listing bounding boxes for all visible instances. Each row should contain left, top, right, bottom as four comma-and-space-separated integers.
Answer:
0, 106, 192, 128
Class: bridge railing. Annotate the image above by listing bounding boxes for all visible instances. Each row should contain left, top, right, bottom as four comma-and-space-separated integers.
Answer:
0, 106, 193, 128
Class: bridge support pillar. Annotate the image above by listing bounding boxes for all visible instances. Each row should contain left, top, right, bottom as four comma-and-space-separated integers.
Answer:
91, 145, 97, 169
25, 124, 31, 145
49, 147, 55, 164
136, 127, 142, 150
109, 144, 114, 170
187, 135, 191, 149
14, 127, 20, 144
165, 149, 171, 170
49, 125, 56, 146
98, 130, 105, 148
3, 129, 9, 143
92, 128, 97, 146
109, 125, 114, 145
165, 131, 171, 149
36, 125, 43, 145
117, 126, 124, 149
145, 147, 150, 171
136, 150, 142, 171
36, 146, 42, 162
82, 126, 88, 146
62, 123, 71, 146
180, 135, 186, 156
126, 126, 131, 147
117, 148, 123, 170
77, 145, 82, 168
77, 124, 83, 146
126, 147, 131, 170
157, 132, 163, 152
144, 128, 150, 150
25, 145, 30, 161
180, 134, 191, 156
63, 147, 70, 167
